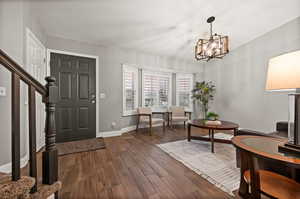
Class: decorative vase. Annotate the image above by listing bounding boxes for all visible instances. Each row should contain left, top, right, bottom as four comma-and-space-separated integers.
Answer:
205, 120, 222, 125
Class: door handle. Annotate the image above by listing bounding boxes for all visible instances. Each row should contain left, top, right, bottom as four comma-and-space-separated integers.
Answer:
90, 94, 96, 104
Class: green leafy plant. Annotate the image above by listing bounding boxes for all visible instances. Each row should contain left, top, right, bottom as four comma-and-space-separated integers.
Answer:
206, 112, 219, 121
192, 81, 216, 119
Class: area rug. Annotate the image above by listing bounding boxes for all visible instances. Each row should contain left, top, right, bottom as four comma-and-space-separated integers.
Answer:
56, 138, 106, 156
157, 133, 240, 196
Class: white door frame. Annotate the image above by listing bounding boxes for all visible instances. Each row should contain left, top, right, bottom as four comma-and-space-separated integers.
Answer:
26, 28, 47, 152
46, 49, 100, 136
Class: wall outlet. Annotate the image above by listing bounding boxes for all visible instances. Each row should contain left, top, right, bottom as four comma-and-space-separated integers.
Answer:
111, 122, 116, 128
0, 87, 6, 96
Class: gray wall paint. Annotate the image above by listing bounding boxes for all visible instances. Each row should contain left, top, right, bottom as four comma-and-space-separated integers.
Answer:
204, 17, 300, 133
0, 0, 47, 166
0, 0, 23, 167
46, 36, 203, 132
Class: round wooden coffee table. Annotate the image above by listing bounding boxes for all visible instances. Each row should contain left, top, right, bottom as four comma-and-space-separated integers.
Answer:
187, 119, 239, 153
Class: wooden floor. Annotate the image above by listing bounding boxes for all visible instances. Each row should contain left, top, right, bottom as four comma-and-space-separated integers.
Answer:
57, 126, 244, 199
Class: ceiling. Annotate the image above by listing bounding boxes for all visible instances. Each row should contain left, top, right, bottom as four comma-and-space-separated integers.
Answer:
31, 0, 300, 60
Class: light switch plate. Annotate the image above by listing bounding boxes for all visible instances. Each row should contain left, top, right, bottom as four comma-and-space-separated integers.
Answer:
0, 87, 6, 96
100, 93, 106, 99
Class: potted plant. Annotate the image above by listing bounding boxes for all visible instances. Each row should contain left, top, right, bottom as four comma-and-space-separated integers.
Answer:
206, 112, 219, 121
192, 81, 216, 119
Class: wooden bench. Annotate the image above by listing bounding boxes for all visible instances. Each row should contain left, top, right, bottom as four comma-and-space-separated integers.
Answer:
244, 170, 300, 199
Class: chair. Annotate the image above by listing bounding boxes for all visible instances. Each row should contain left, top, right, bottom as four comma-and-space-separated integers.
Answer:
136, 107, 165, 135
169, 106, 189, 128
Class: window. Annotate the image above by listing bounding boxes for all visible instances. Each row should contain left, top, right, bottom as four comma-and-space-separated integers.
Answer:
142, 70, 172, 109
176, 73, 194, 111
123, 65, 139, 116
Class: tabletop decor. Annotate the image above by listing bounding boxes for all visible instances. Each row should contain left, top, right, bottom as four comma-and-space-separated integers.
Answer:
192, 81, 216, 120
205, 120, 222, 126
206, 111, 219, 120
205, 112, 221, 125
266, 50, 300, 154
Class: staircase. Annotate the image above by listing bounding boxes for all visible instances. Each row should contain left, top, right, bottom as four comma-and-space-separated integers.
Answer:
0, 49, 61, 198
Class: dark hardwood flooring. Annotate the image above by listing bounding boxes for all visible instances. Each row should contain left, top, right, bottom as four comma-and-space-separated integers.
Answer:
57, 126, 241, 199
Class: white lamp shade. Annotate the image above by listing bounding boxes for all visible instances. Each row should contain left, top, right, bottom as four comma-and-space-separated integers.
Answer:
266, 50, 300, 91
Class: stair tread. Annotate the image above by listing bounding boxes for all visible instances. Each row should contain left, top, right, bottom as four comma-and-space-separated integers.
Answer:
0, 176, 35, 198
0, 174, 61, 199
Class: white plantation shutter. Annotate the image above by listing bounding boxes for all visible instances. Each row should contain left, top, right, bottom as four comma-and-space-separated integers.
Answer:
176, 73, 193, 110
123, 65, 139, 115
142, 70, 172, 108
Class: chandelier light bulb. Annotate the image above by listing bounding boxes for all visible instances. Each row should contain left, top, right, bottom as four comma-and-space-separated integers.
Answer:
211, 42, 217, 48
206, 50, 212, 56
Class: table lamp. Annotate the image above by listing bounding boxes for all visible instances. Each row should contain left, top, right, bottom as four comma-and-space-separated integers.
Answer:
266, 50, 300, 153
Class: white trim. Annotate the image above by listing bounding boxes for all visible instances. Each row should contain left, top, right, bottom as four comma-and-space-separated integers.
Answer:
0, 154, 29, 174
97, 126, 136, 138
176, 73, 194, 111
122, 64, 139, 116
46, 49, 100, 136
98, 130, 123, 138
141, 69, 172, 108
25, 28, 47, 157
97, 124, 165, 138
121, 63, 199, 74
26, 28, 45, 52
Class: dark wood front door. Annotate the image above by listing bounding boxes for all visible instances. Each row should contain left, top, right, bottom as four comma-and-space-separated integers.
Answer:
50, 52, 96, 143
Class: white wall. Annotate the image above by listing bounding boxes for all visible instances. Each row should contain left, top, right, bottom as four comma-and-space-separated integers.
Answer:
3, 1, 298, 170
0, 0, 47, 167
204, 17, 300, 133
0, 0, 24, 167
0, 0, 203, 167
46, 36, 204, 133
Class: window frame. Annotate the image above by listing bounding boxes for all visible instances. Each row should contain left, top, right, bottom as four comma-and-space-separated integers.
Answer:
176, 73, 194, 111
122, 65, 139, 116
141, 70, 172, 110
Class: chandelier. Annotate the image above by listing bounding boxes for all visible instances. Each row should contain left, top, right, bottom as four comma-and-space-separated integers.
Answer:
195, 16, 229, 61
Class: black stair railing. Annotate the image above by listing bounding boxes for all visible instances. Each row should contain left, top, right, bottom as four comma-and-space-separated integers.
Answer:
0, 49, 59, 196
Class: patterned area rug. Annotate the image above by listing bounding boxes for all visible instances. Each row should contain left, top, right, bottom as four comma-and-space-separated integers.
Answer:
157, 133, 240, 196
57, 138, 106, 156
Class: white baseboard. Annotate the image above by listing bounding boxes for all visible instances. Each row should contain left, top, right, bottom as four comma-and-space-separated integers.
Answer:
97, 122, 178, 138
97, 125, 136, 138
0, 154, 29, 174
121, 126, 137, 134
97, 130, 123, 138
97, 121, 243, 139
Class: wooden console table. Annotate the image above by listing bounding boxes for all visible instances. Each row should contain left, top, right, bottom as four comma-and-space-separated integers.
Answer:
232, 136, 300, 199
187, 119, 238, 153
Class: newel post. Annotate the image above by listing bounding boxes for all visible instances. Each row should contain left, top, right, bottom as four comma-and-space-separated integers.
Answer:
43, 76, 58, 185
